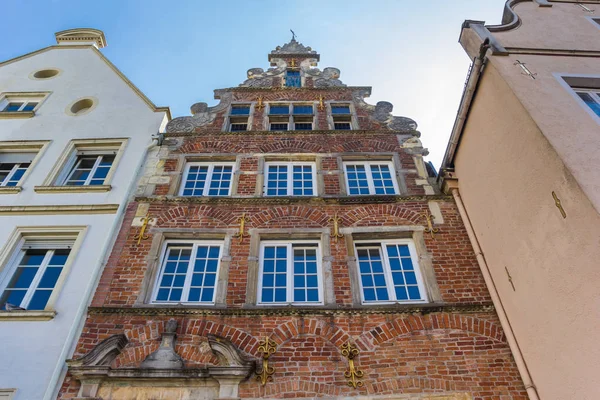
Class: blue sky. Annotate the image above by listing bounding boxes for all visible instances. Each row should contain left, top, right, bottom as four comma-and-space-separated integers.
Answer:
1, 0, 507, 167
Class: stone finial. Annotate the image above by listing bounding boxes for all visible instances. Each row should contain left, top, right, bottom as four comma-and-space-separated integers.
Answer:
140, 319, 184, 369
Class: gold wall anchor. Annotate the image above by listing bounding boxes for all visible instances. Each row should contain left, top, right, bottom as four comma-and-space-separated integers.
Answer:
256, 336, 277, 386
256, 96, 265, 111
552, 191, 567, 219
341, 342, 364, 389
422, 212, 439, 240
133, 214, 153, 245
289, 58, 297, 68
317, 95, 325, 111
233, 213, 250, 243
329, 213, 344, 241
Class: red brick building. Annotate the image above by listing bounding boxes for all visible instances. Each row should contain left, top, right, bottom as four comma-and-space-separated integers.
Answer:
59, 38, 527, 400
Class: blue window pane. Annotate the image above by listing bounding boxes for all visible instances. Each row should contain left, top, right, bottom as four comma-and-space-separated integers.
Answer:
204, 273, 216, 287
331, 105, 350, 114
21, 250, 46, 266
22, 103, 38, 112
8, 267, 38, 289
188, 288, 200, 302
206, 260, 218, 272
395, 287, 408, 300
231, 106, 250, 115
49, 250, 70, 265
306, 275, 318, 288
263, 260, 274, 273
307, 289, 319, 302
405, 272, 417, 285
262, 288, 274, 302
173, 275, 186, 287
275, 274, 286, 287
38, 267, 62, 289
276, 247, 287, 258
276, 260, 286, 272
408, 286, 421, 300
293, 105, 313, 114
306, 262, 317, 273
275, 288, 287, 302
294, 262, 305, 274
196, 246, 208, 259
263, 274, 274, 287
376, 288, 389, 301
363, 288, 376, 301
156, 289, 169, 301
392, 272, 404, 285
294, 275, 305, 288
3, 103, 23, 112
294, 289, 305, 302
160, 275, 174, 287
176, 263, 188, 273
285, 71, 301, 87
201, 288, 214, 302
269, 105, 289, 115
169, 289, 182, 301
164, 262, 177, 273
1, 290, 26, 309
361, 275, 373, 287
28, 290, 52, 310
577, 92, 600, 117
373, 274, 386, 286
399, 245, 410, 257
191, 274, 204, 286
371, 261, 383, 273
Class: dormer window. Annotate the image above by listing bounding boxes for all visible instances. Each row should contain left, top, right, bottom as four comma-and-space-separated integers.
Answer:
228, 104, 251, 132
285, 70, 301, 88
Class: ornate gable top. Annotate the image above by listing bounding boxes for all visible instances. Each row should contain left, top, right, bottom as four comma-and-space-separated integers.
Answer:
269, 35, 320, 61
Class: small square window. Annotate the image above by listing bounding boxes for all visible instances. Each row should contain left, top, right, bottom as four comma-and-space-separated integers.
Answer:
285, 70, 301, 88
355, 240, 426, 304
258, 242, 321, 305
344, 161, 398, 195
153, 241, 223, 304
0, 93, 47, 115
264, 162, 316, 196
180, 162, 234, 197
0, 238, 76, 311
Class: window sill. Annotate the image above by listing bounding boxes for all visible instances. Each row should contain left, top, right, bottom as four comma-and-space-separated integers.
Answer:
0, 186, 22, 194
0, 111, 35, 119
34, 185, 112, 193
0, 310, 56, 321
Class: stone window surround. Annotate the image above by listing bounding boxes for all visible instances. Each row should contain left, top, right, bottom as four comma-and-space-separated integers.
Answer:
0, 389, 16, 400
34, 138, 129, 193
263, 102, 317, 131
0, 140, 50, 194
0, 92, 51, 119
327, 101, 358, 130
179, 161, 236, 197
245, 228, 335, 307
136, 229, 234, 307
160, 152, 408, 197
341, 225, 442, 307
555, 73, 600, 125
0, 225, 88, 321
223, 102, 255, 132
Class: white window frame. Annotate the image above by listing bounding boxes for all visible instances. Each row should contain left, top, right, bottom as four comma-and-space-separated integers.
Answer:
0, 162, 30, 187
0, 92, 49, 114
0, 389, 16, 400
0, 226, 86, 312
267, 103, 315, 131
354, 239, 427, 305
62, 152, 115, 186
330, 102, 355, 130
263, 161, 317, 197
179, 162, 236, 197
151, 240, 224, 305
343, 161, 399, 195
574, 88, 600, 116
257, 240, 323, 306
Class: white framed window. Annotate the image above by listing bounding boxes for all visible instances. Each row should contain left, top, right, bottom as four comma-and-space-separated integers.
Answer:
264, 162, 316, 196
0, 238, 75, 311
0, 389, 16, 400
180, 162, 235, 196
267, 103, 314, 131
0, 153, 36, 187
152, 240, 223, 304
258, 241, 322, 305
574, 88, 600, 118
344, 161, 399, 195
355, 239, 427, 304
0, 92, 48, 115
61, 153, 115, 186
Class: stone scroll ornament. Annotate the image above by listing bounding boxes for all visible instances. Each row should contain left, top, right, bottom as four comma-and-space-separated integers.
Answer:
165, 92, 232, 133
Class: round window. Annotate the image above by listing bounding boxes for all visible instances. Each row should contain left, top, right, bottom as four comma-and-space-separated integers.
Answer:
67, 98, 97, 116
32, 69, 60, 79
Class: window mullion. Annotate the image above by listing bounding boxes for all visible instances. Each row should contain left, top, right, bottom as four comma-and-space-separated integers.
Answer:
1, 165, 19, 186
380, 243, 397, 302
204, 164, 215, 196
85, 156, 102, 185
287, 243, 293, 304
22, 250, 53, 308
366, 164, 376, 194
287, 163, 293, 196
181, 244, 197, 302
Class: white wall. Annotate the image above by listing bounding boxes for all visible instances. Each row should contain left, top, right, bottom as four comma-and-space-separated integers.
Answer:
0, 45, 167, 400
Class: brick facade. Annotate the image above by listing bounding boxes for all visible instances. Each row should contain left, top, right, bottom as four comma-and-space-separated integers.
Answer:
58, 40, 527, 400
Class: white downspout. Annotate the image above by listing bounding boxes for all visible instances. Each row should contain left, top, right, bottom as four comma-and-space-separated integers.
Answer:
451, 188, 540, 400
44, 135, 161, 400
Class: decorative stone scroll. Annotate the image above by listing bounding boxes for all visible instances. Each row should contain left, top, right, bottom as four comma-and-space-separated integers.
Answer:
66, 326, 254, 400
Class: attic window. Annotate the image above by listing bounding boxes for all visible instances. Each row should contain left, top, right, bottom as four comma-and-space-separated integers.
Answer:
285, 71, 301, 88
67, 98, 97, 116
32, 69, 60, 80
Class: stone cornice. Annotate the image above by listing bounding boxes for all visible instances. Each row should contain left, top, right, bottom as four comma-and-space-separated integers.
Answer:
134, 194, 452, 205
216, 86, 372, 93
164, 129, 419, 137
89, 303, 495, 317
0, 204, 119, 215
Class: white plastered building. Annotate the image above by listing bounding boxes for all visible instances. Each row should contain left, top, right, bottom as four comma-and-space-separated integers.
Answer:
0, 29, 169, 400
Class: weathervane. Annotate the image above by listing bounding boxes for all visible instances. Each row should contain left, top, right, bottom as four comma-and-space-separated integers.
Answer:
290, 29, 297, 41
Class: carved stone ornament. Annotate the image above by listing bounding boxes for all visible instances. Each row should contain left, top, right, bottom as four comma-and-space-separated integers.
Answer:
67, 328, 254, 399
165, 92, 232, 133
270, 37, 318, 56
352, 89, 418, 132
140, 319, 184, 369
